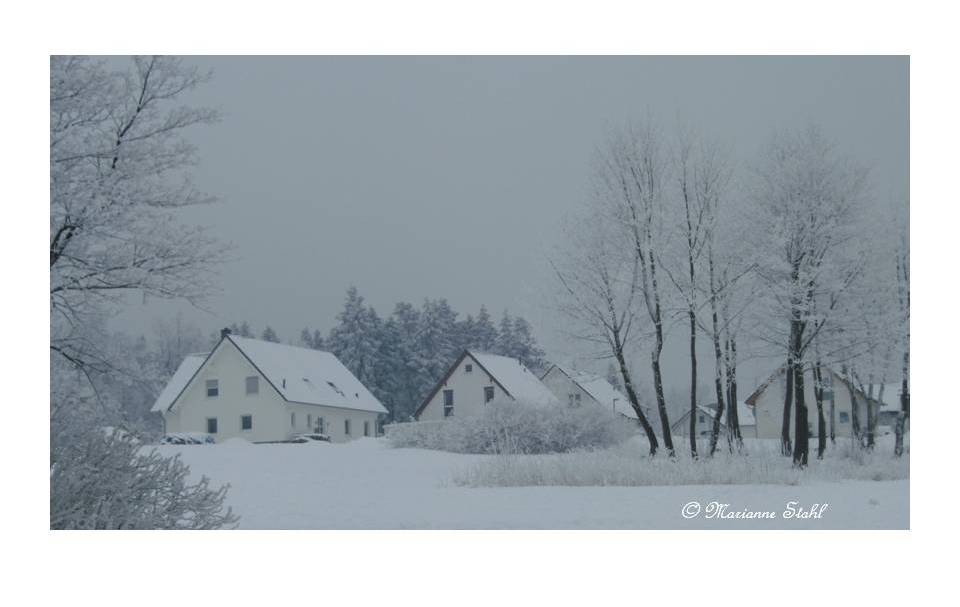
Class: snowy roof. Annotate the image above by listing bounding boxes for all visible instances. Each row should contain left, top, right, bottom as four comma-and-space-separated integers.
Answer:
673, 401, 755, 428
152, 336, 387, 415
549, 365, 636, 418
228, 336, 387, 414
470, 351, 559, 406
150, 353, 207, 412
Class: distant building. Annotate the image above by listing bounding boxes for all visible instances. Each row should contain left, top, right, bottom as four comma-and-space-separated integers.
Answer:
152, 330, 387, 443
539, 364, 648, 419
744, 366, 905, 440
670, 401, 757, 439
415, 350, 559, 420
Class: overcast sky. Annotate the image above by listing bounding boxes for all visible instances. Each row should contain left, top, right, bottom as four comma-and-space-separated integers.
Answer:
114, 56, 908, 392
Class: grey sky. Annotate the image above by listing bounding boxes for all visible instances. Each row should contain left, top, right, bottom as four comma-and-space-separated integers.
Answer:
114, 56, 908, 393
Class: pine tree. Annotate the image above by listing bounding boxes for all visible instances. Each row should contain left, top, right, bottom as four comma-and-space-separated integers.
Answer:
261, 326, 279, 342
474, 305, 498, 352
326, 287, 382, 389
299, 327, 315, 349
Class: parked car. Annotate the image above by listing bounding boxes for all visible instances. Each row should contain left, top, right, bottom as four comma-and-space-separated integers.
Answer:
160, 432, 215, 445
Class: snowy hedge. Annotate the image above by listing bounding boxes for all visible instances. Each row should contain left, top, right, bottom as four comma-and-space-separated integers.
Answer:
385, 401, 636, 454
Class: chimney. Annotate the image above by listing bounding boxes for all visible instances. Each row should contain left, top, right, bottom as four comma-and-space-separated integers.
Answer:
221, 327, 232, 339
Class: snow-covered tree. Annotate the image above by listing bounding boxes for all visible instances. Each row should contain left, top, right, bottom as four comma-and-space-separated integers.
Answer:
260, 325, 280, 343
748, 126, 868, 466
326, 286, 382, 390
593, 120, 676, 456
551, 208, 661, 455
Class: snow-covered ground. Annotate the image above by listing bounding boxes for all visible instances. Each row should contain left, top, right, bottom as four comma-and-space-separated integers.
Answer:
155, 438, 908, 529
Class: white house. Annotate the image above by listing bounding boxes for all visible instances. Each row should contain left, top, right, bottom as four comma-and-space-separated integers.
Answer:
539, 364, 644, 419
670, 401, 757, 439
152, 330, 387, 443
415, 350, 559, 420
744, 366, 904, 440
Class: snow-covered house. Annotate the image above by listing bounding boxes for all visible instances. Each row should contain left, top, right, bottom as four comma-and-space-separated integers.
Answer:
415, 350, 559, 420
152, 330, 387, 443
539, 364, 645, 419
670, 401, 757, 439
744, 366, 903, 440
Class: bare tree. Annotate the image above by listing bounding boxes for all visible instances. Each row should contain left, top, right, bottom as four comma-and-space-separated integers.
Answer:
594, 122, 676, 456
893, 220, 910, 457
51, 56, 226, 379
551, 216, 661, 455
750, 127, 867, 467
50, 56, 234, 529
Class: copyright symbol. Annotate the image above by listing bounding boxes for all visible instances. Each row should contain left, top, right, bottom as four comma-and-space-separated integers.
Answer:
681, 501, 702, 519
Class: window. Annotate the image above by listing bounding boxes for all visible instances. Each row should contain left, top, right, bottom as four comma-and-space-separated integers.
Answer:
245, 376, 259, 395
241, 415, 252, 431
465, 364, 473, 373
307, 414, 312, 429
443, 390, 454, 417
484, 386, 495, 403
839, 412, 850, 423
291, 412, 296, 428
345, 419, 352, 435
206, 379, 219, 397
575, 394, 581, 405
698, 414, 705, 423
568, 393, 575, 406
316, 417, 325, 433
206, 417, 218, 434
364, 421, 370, 437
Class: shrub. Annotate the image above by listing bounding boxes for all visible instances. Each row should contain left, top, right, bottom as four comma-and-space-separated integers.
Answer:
453, 436, 911, 487
385, 401, 637, 454
51, 429, 239, 529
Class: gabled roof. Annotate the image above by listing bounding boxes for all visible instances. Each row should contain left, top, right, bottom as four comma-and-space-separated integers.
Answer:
670, 401, 755, 429
150, 353, 207, 413
470, 352, 559, 406
542, 364, 637, 418
414, 350, 558, 419
743, 365, 861, 407
151, 335, 387, 415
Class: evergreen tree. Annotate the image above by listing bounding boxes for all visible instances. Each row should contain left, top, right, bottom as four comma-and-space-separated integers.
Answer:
261, 326, 280, 342
511, 316, 547, 371
496, 311, 516, 357
326, 287, 382, 389
473, 305, 499, 352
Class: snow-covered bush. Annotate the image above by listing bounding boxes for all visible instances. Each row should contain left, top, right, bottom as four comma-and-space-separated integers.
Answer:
51, 429, 239, 529
386, 401, 636, 454
453, 435, 910, 487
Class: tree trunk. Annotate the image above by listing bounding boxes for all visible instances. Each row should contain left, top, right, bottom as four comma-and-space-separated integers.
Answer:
649, 252, 675, 457
894, 350, 909, 457
781, 354, 794, 456
813, 363, 827, 459
688, 309, 698, 458
843, 365, 862, 448
792, 355, 809, 467
706, 259, 726, 456
614, 341, 659, 456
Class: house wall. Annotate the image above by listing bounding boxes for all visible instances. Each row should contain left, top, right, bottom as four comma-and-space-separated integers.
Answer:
418, 354, 509, 420
672, 410, 718, 439
162, 339, 380, 443
284, 402, 379, 443
540, 368, 597, 410
751, 368, 859, 441
162, 339, 287, 442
